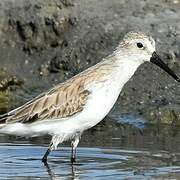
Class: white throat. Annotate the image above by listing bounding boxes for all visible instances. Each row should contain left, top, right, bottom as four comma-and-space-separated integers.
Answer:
114, 53, 144, 87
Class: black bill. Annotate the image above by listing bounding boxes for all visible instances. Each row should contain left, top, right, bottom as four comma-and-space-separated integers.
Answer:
150, 52, 180, 82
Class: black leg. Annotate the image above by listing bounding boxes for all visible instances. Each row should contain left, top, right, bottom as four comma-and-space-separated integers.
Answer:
71, 145, 76, 163
71, 134, 80, 163
42, 148, 51, 163
42, 142, 53, 164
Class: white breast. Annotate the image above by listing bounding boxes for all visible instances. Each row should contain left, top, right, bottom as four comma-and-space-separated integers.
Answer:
82, 78, 121, 127
77, 59, 142, 130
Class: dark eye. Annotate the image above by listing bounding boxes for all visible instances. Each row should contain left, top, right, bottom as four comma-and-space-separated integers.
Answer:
137, 42, 143, 48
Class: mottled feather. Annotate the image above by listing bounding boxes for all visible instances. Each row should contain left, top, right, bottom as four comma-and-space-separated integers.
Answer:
0, 56, 118, 124
3, 81, 90, 124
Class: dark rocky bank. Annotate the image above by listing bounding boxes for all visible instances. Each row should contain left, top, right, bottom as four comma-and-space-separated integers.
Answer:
0, 0, 180, 124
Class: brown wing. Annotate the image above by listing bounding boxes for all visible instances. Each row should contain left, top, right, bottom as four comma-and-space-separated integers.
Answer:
0, 80, 90, 124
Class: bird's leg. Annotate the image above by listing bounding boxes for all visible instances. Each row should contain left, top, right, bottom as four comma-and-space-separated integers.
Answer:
71, 138, 79, 163
42, 142, 53, 164
42, 135, 62, 164
71, 134, 80, 163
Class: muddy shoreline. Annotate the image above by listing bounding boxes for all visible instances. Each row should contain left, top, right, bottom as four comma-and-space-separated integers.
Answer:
0, 0, 180, 123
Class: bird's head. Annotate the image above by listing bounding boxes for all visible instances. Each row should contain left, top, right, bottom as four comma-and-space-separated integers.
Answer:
117, 31, 180, 82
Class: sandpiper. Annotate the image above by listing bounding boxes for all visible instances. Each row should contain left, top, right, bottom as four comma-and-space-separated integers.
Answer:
0, 32, 179, 164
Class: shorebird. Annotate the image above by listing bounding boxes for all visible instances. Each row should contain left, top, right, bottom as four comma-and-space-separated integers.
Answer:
0, 32, 179, 164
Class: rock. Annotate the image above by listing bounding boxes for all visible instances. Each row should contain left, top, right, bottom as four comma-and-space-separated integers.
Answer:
142, 106, 180, 125
0, 69, 23, 112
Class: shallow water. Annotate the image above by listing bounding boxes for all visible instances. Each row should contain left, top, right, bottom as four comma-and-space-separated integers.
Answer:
1, 115, 180, 179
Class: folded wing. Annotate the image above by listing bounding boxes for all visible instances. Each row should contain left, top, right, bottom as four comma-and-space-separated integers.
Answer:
0, 80, 90, 124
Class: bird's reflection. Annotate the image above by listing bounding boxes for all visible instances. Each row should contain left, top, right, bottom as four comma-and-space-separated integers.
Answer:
43, 161, 79, 180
